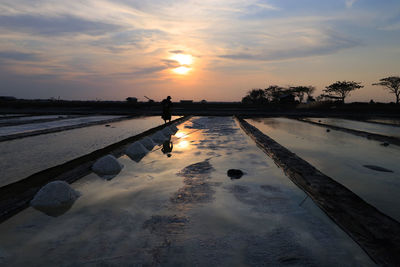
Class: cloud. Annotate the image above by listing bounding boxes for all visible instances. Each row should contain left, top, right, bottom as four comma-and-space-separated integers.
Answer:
379, 22, 400, 31
117, 58, 181, 76
169, 50, 185, 54
91, 29, 168, 52
0, 15, 122, 36
161, 59, 181, 68
219, 29, 360, 61
345, 0, 358, 8
0, 51, 40, 61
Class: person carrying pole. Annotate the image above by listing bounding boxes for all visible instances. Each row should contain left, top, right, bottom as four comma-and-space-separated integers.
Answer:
161, 96, 172, 124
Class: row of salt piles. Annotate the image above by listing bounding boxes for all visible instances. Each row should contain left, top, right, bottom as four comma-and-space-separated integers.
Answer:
30, 124, 179, 217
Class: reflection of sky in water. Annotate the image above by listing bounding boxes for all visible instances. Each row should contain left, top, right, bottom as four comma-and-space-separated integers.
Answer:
305, 117, 400, 138
0, 115, 124, 136
0, 115, 68, 124
0, 117, 373, 266
367, 118, 400, 126
0, 116, 176, 186
247, 118, 400, 221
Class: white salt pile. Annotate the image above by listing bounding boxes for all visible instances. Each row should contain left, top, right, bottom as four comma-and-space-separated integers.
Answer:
170, 124, 179, 134
141, 136, 156, 150
126, 141, 148, 162
151, 131, 168, 144
30, 181, 81, 217
92, 154, 123, 179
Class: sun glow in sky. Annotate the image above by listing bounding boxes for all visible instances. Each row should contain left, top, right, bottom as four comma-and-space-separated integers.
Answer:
170, 54, 193, 75
171, 54, 193, 66
0, 0, 399, 102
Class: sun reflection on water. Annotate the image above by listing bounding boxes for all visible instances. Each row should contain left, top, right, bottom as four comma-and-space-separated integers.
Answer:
176, 140, 189, 149
175, 131, 188, 138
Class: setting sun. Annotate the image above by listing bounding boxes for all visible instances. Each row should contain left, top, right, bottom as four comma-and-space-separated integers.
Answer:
173, 66, 191, 75
171, 54, 193, 65
170, 53, 193, 75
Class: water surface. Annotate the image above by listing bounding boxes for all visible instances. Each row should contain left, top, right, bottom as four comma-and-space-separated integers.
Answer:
305, 117, 400, 138
0, 116, 174, 186
0, 115, 123, 136
0, 117, 373, 266
247, 117, 400, 221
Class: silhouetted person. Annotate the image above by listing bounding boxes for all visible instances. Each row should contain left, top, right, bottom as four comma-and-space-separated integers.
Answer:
162, 137, 173, 157
161, 96, 172, 124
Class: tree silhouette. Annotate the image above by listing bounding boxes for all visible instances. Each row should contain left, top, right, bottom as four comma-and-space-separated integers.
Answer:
324, 81, 363, 103
265, 85, 286, 103
242, 88, 268, 104
290, 86, 315, 103
372, 76, 400, 104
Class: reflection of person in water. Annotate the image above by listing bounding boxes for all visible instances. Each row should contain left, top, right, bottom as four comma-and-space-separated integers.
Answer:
161, 137, 173, 157
161, 96, 172, 124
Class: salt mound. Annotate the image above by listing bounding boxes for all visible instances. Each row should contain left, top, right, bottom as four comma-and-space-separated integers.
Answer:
162, 126, 173, 136
141, 136, 156, 150
170, 124, 179, 134
30, 181, 80, 217
92, 154, 123, 179
126, 141, 148, 162
151, 131, 168, 144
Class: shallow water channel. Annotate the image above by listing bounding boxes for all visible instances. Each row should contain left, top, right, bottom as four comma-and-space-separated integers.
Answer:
0, 116, 173, 186
247, 118, 400, 222
0, 115, 124, 137
0, 115, 69, 125
304, 117, 400, 138
367, 118, 400, 126
0, 117, 373, 266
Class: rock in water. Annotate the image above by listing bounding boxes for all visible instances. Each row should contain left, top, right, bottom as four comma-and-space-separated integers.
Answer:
363, 165, 394, 173
227, 169, 244, 179
380, 142, 389, 147
141, 136, 156, 150
326, 129, 330, 132
151, 131, 168, 144
30, 181, 81, 217
92, 154, 123, 179
126, 141, 148, 162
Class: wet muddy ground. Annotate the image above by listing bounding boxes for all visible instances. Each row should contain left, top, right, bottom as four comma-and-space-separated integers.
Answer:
0, 117, 373, 266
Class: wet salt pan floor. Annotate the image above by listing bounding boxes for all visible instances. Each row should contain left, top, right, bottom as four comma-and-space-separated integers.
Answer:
247, 117, 400, 221
0, 117, 373, 266
305, 117, 400, 138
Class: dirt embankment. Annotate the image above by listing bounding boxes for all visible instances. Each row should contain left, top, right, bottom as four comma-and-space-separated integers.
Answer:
237, 117, 400, 267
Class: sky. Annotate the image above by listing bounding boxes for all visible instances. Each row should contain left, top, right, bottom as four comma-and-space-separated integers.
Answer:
0, 0, 399, 102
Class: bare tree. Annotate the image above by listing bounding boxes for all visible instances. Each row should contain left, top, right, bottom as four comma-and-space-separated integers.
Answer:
324, 81, 363, 103
372, 76, 400, 104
